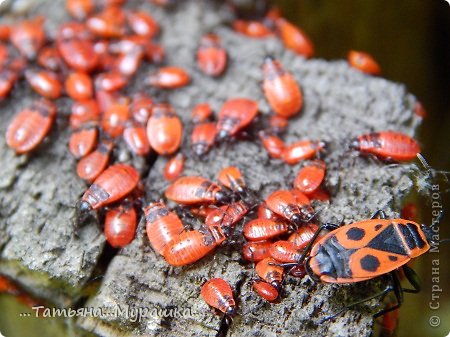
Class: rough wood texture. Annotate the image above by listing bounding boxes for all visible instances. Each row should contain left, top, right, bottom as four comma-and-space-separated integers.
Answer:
0, 0, 421, 336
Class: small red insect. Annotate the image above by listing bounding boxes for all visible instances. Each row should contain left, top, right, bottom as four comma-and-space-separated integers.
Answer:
86, 6, 127, 38
130, 92, 153, 125
243, 218, 290, 241
205, 201, 248, 228
252, 279, 278, 302
217, 166, 246, 195
114, 47, 144, 76
144, 201, 185, 255
80, 163, 140, 211
95, 71, 127, 92
350, 131, 421, 162
216, 98, 259, 141
275, 18, 314, 58
6, 99, 56, 154
191, 122, 217, 157
262, 57, 302, 118
257, 203, 278, 220
255, 257, 284, 289
66, 0, 95, 20
57, 38, 99, 73
233, 20, 273, 38
197, 33, 227, 77
68, 126, 98, 159
65, 71, 93, 101
146, 103, 183, 155
70, 99, 101, 129
143, 42, 165, 64
201, 278, 236, 315
242, 240, 272, 262
258, 130, 285, 159
101, 103, 129, 138
293, 160, 326, 195
163, 153, 185, 181
104, 203, 137, 248
191, 103, 213, 124
347, 50, 381, 76
165, 176, 230, 205
162, 225, 226, 266
265, 189, 313, 225
281, 139, 326, 165
123, 124, 151, 156
37, 47, 63, 71
25, 69, 62, 99
10, 17, 46, 60
126, 10, 160, 38
146, 66, 190, 89
269, 240, 302, 263
0, 69, 18, 100
288, 223, 319, 250
76, 141, 113, 181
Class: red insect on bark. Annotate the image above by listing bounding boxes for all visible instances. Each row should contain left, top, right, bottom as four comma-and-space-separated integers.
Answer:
37, 47, 63, 71
347, 50, 381, 76
233, 20, 273, 38
201, 278, 236, 315
10, 17, 46, 60
275, 18, 314, 58
68, 126, 98, 159
243, 218, 290, 241
191, 103, 213, 124
101, 103, 130, 138
258, 130, 285, 159
163, 153, 185, 182
114, 47, 144, 77
130, 92, 153, 125
288, 223, 319, 250
25, 69, 62, 99
66, 0, 95, 20
104, 203, 137, 248
216, 98, 259, 141
6, 99, 56, 154
293, 160, 326, 195
86, 5, 127, 38
80, 163, 140, 211
269, 240, 302, 263
70, 99, 100, 129
126, 10, 160, 38
144, 201, 185, 255
162, 225, 226, 266
65, 71, 93, 101
123, 124, 151, 156
143, 42, 165, 64
76, 141, 113, 182
255, 257, 284, 289
252, 279, 278, 302
197, 33, 227, 77
257, 203, 278, 220
146, 103, 183, 155
165, 176, 231, 205
242, 240, 272, 262
0, 69, 18, 100
269, 115, 289, 134
95, 71, 127, 92
265, 189, 313, 225
350, 131, 421, 162
281, 140, 326, 165
191, 122, 217, 157
262, 57, 302, 118
146, 66, 190, 89
57, 38, 99, 73
205, 201, 248, 229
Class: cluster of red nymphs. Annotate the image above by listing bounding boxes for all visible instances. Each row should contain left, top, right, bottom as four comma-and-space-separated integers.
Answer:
1, 0, 426, 332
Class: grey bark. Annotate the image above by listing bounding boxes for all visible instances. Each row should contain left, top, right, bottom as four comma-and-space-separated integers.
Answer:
0, 1, 421, 336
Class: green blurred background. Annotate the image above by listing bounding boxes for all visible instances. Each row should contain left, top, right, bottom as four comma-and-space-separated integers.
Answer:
1, 1, 449, 337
